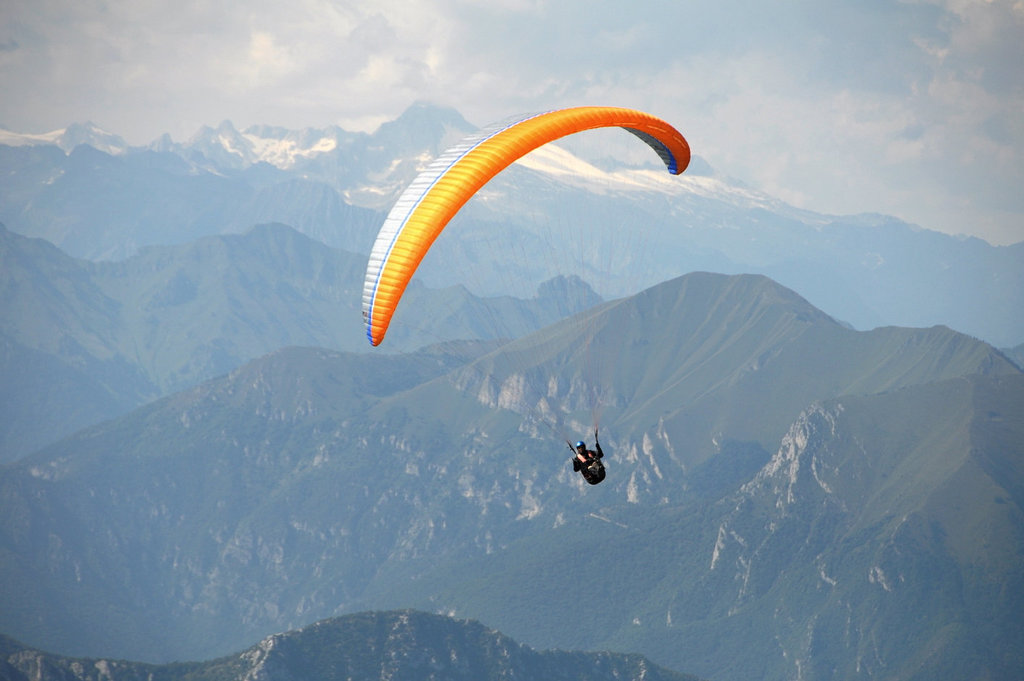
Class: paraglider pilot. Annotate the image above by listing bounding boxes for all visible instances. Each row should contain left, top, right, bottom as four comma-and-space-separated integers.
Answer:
570, 430, 606, 485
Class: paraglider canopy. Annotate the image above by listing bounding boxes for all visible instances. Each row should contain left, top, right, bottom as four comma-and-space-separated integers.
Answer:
362, 106, 691, 347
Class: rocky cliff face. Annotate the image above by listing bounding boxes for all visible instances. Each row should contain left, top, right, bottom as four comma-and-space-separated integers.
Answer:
701, 376, 1024, 680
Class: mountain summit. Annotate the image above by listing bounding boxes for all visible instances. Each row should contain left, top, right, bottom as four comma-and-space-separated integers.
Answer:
451, 272, 1018, 474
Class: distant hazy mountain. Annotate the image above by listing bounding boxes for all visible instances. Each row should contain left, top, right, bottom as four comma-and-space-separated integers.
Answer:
0, 222, 599, 461
0, 121, 130, 155
1005, 342, 1024, 369
0, 610, 700, 681
0, 104, 474, 260
1, 103, 1022, 347
1, 272, 1019, 681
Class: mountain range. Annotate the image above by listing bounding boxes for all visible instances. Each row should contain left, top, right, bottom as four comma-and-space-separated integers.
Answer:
0, 610, 700, 681
1, 104, 1022, 347
2, 212, 1021, 464
0, 222, 600, 461
1, 271, 1020, 680
2, 103, 1023, 681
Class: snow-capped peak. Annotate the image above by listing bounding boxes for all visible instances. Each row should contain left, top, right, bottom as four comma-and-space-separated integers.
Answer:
0, 122, 128, 155
240, 129, 340, 169
0, 128, 66, 148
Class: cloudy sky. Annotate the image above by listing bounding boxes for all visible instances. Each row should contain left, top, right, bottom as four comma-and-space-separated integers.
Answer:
1, 0, 1022, 245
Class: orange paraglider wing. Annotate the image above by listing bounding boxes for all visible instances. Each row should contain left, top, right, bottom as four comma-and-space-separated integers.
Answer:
362, 106, 690, 346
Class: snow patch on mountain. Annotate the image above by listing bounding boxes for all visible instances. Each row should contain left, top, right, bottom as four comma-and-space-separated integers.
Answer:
0, 128, 64, 147
510, 141, 825, 227
240, 130, 340, 168
0, 122, 129, 155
